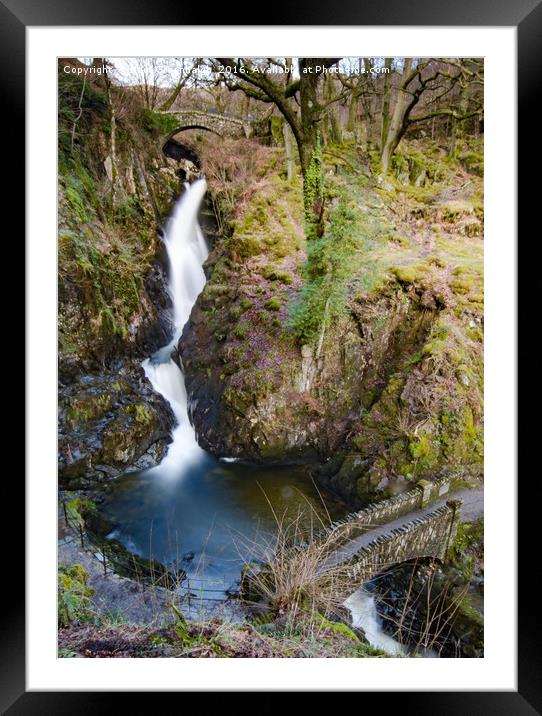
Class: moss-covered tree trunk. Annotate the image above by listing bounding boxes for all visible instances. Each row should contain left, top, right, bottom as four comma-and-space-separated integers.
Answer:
323, 73, 342, 145
381, 58, 413, 173
282, 57, 295, 181
283, 120, 295, 181
298, 59, 328, 238
346, 93, 358, 134
380, 58, 393, 152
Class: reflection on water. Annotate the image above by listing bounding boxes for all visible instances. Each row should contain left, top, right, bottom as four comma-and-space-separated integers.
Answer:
98, 457, 346, 588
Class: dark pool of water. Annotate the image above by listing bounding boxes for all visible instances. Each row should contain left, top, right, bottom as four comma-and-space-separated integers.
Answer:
97, 454, 346, 590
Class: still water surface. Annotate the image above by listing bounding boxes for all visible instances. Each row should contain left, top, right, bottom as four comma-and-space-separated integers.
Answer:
100, 457, 346, 588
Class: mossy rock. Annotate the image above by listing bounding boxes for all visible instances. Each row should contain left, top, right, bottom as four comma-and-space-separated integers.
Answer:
65, 393, 112, 428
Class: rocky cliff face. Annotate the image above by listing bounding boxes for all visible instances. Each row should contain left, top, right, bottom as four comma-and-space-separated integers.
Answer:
58, 364, 174, 488
57, 65, 191, 484
180, 137, 484, 507
181, 268, 482, 507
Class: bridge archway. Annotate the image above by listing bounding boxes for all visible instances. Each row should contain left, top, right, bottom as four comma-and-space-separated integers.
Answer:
165, 125, 224, 143
158, 110, 254, 142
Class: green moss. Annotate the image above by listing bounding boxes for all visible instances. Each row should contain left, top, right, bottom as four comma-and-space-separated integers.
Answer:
124, 402, 154, 425
264, 296, 282, 311
455, 593, 484, 627
65, 497, 96, 529
66, 393, 112, 427
228, 233, 262, 259
408, 431, 440, 474
449, 518, 484, 578
317, 614, 359, 642
227, 174, 303, 265
261, 265, 294, 284
459, 151, 484, 178
303, 133, 324, 238
233, 323, 249, 340
138, 108, 181, 135
58, 563, 95, 627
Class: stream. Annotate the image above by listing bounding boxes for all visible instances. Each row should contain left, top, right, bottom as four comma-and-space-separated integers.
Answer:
99, 180, 344, 587
96, 179, 417, 653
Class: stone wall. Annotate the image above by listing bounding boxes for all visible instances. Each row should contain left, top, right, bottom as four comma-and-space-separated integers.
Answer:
324, 475, 462, 542
162, 110, 251, 139
345, 501, 462, 582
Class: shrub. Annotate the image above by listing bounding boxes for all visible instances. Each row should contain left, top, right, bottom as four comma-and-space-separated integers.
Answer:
58, 563, 95, 627
289, 193, 360, 342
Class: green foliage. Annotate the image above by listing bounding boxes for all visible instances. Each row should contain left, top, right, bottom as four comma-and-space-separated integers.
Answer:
138, 108, 180, 135
58, 66, 108, 164
171, 604, 190, 642
449, 518, 484, 579
303, 133, 324, 238
65, 497, 97, 529
58, 563, 95, 627
408, 431, 440, 473
290, 192, 361, 343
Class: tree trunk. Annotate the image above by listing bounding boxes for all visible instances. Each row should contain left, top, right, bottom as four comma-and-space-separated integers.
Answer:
297, 59, 321, 177
282, 57, 295, 180
98, 60, 119, 206
283, 120, 294, 181
449, 115, 457, 156
380, 58, 393, 151
381, 58, 413, 173
323, 73, 341, 144
347, 92, 359, 134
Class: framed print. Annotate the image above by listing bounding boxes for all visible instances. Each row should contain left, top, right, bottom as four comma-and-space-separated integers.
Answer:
11, 0, 530, 708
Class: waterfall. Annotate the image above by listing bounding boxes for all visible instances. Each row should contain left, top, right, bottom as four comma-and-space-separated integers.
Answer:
344, 586, 441, 657
142, 179, 209, 475
344, 587, 406, 656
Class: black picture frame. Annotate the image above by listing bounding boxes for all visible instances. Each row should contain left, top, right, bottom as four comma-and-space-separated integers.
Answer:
11, 0, 529, 709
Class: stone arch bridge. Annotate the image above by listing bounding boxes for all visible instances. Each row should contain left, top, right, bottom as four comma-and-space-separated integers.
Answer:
160, 110, 268, 142
243, 476, 481, 600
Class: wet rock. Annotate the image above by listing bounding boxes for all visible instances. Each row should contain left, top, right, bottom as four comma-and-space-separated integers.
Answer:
371, 560, 484, 658
58, 361, 174, 488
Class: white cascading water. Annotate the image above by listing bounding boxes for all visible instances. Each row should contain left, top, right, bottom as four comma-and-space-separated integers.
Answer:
344, 587, 406, 656
142, 179, 209, 475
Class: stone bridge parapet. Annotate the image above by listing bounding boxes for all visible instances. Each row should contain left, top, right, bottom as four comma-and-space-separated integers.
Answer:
321, 475, 463, 545
342, 500, 463, 583
160, 110, 255, 140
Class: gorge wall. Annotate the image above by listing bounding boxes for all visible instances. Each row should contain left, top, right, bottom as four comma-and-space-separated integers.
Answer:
180, 136, 484, 507
58, 66, 190, 487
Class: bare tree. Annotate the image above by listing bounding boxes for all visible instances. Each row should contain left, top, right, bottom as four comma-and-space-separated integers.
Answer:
212, 57, 348, 236
380, 58, 483, 173
121, 57, 201, 111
